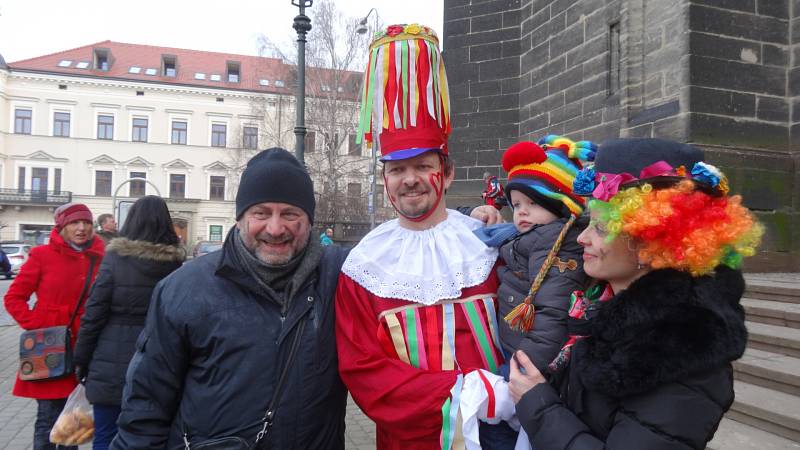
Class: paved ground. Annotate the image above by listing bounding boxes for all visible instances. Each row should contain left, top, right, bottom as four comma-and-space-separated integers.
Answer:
0, 278, 376, 450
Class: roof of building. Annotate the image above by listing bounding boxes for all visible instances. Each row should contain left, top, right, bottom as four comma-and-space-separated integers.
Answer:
7, 40, 361, 98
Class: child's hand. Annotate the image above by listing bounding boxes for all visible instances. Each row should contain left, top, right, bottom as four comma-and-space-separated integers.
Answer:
471, 205, 504, 225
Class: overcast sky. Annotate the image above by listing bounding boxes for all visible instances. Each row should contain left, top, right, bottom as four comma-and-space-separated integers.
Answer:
0, 0, 444, 63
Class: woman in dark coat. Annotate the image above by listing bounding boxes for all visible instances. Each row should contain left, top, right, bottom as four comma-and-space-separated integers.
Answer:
74, 196, 185, 450
508, 138, 763, 449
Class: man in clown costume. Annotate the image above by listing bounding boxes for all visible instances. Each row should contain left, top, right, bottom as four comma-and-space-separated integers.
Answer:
336, 24, 518, 450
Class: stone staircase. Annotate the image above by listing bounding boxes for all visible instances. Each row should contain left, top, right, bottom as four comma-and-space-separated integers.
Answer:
708, 275, 800, 450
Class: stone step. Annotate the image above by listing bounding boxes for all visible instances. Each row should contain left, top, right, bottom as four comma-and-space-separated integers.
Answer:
746, 321, 800, 358
707, 417, 800, 450
734, 348, 800, 396
745, 278, 800, 304
743, 298, 800, 329
728, 381, 800, 443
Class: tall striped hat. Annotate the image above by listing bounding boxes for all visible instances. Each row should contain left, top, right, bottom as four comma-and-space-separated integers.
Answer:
356, 24, 451, 161
501, 135, 597, 217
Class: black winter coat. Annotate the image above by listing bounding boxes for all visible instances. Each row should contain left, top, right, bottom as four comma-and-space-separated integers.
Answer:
517, 266, 748, 450
74, 238, 185, 405
109, 234, 349, 450
497, 216, 588, 373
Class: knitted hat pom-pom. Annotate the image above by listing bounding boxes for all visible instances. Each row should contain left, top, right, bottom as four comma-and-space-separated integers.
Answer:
502, 141, 547, 171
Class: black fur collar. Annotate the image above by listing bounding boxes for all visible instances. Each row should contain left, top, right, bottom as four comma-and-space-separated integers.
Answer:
107, 238, 186, 262
574, 266, 748, 397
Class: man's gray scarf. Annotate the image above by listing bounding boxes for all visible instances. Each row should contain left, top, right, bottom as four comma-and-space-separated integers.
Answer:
232, 227, 323, 313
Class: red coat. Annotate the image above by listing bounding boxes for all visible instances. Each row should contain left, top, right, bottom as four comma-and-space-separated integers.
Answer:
4, 228, 105, 399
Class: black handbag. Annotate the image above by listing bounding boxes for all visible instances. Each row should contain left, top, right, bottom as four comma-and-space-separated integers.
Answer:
183, 317, 308, 450
18, 256, 97, 381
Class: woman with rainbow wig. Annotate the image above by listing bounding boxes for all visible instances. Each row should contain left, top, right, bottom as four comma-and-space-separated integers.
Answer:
507, 138, 762, 449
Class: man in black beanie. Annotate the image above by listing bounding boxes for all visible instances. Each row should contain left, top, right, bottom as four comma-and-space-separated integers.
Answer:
111, 148, 350, 450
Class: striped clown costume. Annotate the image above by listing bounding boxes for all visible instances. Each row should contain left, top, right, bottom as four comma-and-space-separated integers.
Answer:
335, 24, 527, 450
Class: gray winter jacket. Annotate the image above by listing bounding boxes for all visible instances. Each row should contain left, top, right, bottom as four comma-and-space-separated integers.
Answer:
496, 215, 589, 374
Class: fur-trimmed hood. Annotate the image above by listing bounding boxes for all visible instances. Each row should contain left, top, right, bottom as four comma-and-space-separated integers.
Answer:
106, 238, 186, 263
575, 266, 748, 397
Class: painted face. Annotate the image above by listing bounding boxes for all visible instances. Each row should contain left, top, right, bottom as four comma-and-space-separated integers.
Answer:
62, 220, 94, 246
383, 151, 453, 220
237, 202, 311, 265
510, 190, 559, 233
577, 211, 644, 292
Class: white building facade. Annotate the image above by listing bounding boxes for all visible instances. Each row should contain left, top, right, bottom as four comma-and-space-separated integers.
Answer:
0, 41, 377, 247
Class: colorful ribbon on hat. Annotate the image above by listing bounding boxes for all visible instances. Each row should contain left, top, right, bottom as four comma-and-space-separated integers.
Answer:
573, 160, 731, 202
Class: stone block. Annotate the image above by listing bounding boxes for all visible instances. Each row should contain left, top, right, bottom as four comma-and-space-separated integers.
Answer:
468, 109, 520, 126
479, 93, 521, 111
581, 53, 607, 78
449, 82, 469, 100
563, 109, 603, 133
585, 120, 622, 141
550, 22, 586, 58
452, 97, 479, 114
464, 28, 521, 47
503, 40, 523, 57
472, 13, 505, 33
690, 55, 786, 96
689, 32, 761, 64
520, 81, 549, 106
582, 90, 613, 113
566, 34, 607, 68
503, 10, 522, 27
447, 62, 479, 85
757, 96, 789, 122
585, 2, 620, 40
689, 4, 788, 45
480, 57, 520, 82
690, 86, 756, 117
793, 18, 800, 45
790, 67, 800, 96
763, 44, 789, 67
645, 73, 664, 103
520, 113, 550, 135
471, 43, 504, 62
470, 0, 522, 18
541, 55, 567, 79
548, 67, 583, 95
624, 123, 654, 138
645, 29, 664, 54
756, 0, 789, 19
444, 47, 469, 66
467, 138, 499, 152
476, 149, 504, 166
654, 114, 689, 141
550, 101, 582, 123
693, 0, 755, 13
689, 113, 790, 150
544, 91, 566, 109
522, 8, 551, 37
531, 12, 567, 46
502, 77, 521, 94
446, 18, 471, 37
521, 42, 549, 73
552, 0, 580, 16
566, 0, 609, 24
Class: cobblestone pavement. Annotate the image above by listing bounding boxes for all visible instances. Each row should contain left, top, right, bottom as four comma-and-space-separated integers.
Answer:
0, 279, 375, 450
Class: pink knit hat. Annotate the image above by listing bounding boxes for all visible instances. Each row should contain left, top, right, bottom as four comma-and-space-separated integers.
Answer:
54, 203, 93, 230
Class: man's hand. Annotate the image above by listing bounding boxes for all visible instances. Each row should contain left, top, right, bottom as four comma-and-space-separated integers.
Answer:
470, 205, 504, 225
509, 351, 545, 403
75, 365, 87, 384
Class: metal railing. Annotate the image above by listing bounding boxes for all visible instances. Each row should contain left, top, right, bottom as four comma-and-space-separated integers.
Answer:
0, 189, 72, 205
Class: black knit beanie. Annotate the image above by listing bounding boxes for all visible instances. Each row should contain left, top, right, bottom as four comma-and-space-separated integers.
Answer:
235, 148, 315, 222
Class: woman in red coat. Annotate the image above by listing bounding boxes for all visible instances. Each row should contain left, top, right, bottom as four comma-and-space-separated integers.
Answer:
4, 203, 105, 450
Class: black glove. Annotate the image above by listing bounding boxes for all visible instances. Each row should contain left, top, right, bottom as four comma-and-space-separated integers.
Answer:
75, 365, 88, 384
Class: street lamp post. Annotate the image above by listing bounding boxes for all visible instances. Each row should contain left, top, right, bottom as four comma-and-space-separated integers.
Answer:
292, 0, 313, 164
356, 8, 379, 229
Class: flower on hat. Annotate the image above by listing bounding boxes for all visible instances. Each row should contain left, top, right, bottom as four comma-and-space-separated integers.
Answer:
573, 166, 597, 196
690, 162, 722, 188
387, 25, 404, 36
405, 23, 421, 35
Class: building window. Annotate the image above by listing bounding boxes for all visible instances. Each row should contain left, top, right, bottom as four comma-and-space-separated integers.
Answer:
94, 49, 110, 71
209, 225, 224, 242
14, 109, 32, 134
211, 124, 227, 147
97, 114, 114, 140
348, 133, 360, 155
209, 176, 225, 200
170, 174, 186, 198
172, 121, 187, 144
243, 126, 258, 149
227, 62, 240, 83
305, 131, 316, 153
54, 169, 62, 194
609, 22, 621, 95
53, 112, 70, 137
347, 182, 361, 209
31, 168, 48, 193
18, 167, 25, 192
132, 117, 148, 142
95, 170, 112, 196
162, 55, 177, 77
130, 171, 146, 197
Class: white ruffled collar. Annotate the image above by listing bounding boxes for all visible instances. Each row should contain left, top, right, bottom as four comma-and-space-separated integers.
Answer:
342, 210, 499, 305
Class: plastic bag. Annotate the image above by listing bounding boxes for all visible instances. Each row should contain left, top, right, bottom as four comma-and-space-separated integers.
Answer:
49, 384, 94, 446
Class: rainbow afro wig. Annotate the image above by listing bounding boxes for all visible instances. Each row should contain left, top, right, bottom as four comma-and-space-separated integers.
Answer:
576, 138, 763, 276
